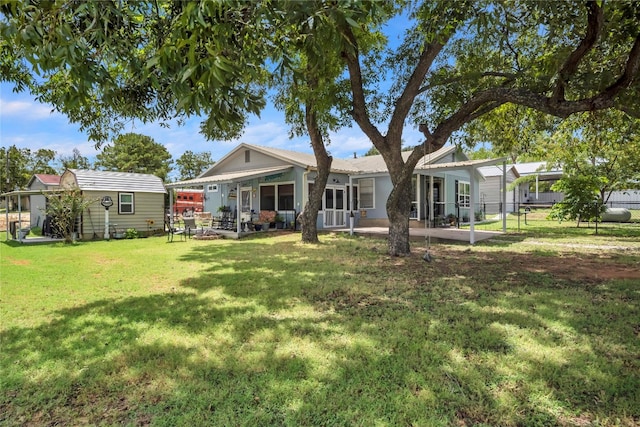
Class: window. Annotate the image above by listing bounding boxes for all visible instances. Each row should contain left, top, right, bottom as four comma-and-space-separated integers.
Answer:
119, 192, 134, 214
358, 178, 374, 209
245, 150, 250, 163
260, 183, 294, 211
457, 181, 470, 208
208, 184, 218, 192
260, 185, 276, 210
278, 184, 294, 210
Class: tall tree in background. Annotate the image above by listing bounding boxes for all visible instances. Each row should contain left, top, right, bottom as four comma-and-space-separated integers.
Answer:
95, 133, 173, 181
335, 0, 639, 255
175, 150, 213, 181
58, 148, 92, 172
1, 146, 57, 191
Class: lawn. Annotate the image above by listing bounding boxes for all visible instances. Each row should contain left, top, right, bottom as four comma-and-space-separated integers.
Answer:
1, 230, 639, 426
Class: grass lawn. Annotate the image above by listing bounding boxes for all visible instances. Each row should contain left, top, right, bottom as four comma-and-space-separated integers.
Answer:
1, 230, 639, 426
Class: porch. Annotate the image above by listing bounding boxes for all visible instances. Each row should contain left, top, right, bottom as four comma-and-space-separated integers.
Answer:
335, 226, 502, 243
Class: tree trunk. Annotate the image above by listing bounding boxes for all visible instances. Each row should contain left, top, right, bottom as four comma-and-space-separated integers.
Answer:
299, 98, 332, 244
386, 170, 413, 256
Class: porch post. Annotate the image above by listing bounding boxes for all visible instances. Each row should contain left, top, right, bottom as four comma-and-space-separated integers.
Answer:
17, 191, 22, 242
168, 187, 174, 228
429, 174, 434, 227
469, 167, 476, 245
348, 175, 353, 228
502, 160, 507, 232
236, 182, 241, 234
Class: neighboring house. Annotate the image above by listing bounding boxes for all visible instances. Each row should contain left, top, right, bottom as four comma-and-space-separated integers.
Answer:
513, 161, 564, 204
26, 174, 61, 228
59, 169, 166, 239
477, 165, 519, 214
168, 143, 507, 230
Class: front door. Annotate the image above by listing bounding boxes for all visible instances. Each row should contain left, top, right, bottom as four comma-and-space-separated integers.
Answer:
324, 187, 345, 227
240, 187, 252, 222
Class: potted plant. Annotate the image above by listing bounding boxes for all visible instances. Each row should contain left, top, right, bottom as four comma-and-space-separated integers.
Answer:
274, 214, 285, 229
259, 210, 276, 230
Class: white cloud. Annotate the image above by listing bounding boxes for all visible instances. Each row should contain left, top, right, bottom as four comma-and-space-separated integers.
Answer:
0, 98, 56, 120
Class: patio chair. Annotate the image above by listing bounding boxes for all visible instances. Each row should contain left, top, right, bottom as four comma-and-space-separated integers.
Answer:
164, 220, 188, 242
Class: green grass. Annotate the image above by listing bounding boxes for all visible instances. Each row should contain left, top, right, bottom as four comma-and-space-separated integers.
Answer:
1, 232, 639, 426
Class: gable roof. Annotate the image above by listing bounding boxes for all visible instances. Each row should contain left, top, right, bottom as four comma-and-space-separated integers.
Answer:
173, 143, 498, 187
63, 169, 166, 193
27, 174, 61, 188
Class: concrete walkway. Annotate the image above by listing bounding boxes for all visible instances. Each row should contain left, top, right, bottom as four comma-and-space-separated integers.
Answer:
335, 226, 502, 243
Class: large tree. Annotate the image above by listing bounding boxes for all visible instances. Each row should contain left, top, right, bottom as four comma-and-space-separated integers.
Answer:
335, 0, 640, 255
95, 133, 173, 181
271, 2, 383, 243
175, 150, 213, 181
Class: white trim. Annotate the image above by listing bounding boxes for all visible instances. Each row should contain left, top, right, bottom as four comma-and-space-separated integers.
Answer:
358, 177, 375, 209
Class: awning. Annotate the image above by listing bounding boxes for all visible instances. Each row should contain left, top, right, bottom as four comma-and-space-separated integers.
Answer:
166, 166, 293, 188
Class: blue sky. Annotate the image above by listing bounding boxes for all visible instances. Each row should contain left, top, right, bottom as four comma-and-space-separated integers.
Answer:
0, 79, 427, 168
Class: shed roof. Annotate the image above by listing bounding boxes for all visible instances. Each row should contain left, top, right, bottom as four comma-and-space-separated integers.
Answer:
64, 169, 166, 193
28, 174, 61, 187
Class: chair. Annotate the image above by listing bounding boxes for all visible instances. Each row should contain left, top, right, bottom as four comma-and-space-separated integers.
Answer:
183, 217, 197, 238
165, 220, 188, 242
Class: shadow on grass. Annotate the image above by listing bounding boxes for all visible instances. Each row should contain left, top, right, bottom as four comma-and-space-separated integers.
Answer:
2, 236, 638, 426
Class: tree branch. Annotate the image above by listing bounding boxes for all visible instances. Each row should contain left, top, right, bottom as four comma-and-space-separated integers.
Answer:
340, 24, 386, 151
551, 1, 603, 103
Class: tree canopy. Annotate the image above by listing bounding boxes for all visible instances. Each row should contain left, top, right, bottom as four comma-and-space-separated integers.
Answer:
175, 150, 213, 181
1, 1, 270, 144
95, 133, 173, 181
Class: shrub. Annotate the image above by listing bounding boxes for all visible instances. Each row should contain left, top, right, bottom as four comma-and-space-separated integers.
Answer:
125, 228, 138, 239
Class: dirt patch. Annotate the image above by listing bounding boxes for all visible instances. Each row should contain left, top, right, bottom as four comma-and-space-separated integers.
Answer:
3, 256, 31, 266
410, 247, 640, 284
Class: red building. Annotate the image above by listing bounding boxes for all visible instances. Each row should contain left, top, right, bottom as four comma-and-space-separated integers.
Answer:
174, 189, 204, 214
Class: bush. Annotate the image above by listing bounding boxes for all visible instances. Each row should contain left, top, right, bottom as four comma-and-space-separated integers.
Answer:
125, 228, 138, 239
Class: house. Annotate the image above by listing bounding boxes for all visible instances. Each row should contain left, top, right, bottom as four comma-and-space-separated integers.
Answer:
167, 143, 508, 233
26, 174, 61, 228
513, 161, 564, 204
59, 169, 166, 239
477, 164, 519, 214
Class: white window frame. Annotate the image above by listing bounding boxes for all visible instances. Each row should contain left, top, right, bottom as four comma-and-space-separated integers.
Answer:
207, 184, 219, 192
358, 178, 375, 209
119, 192, 134, 214
458, 181, 470, 208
